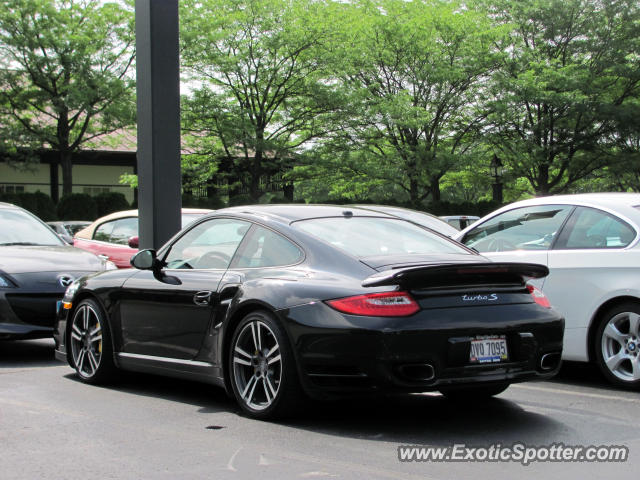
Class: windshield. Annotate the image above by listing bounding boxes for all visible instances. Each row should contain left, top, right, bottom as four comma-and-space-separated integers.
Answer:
293, 217, 469, 258
0, 208, 65, 246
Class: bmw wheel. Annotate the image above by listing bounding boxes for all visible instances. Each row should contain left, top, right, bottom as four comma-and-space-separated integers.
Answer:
595, 302, 640, 389
69, 298, 115, 384
229, 310, 304, 419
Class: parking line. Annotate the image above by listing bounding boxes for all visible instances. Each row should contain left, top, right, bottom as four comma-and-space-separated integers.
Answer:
512, 383, 640, 403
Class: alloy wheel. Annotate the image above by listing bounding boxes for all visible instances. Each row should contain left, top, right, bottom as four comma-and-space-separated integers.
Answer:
232, 320, 282, 411
70, 303, 103, 378
601, 311, 640, 382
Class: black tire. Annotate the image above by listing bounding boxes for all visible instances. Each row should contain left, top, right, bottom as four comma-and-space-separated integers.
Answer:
228, 310, 305, 419
68, 298, 116, 384
439, 383, 510, 400
594, 302, 640, 389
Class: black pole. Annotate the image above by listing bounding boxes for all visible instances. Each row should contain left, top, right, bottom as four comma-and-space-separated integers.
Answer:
492, 182, 503, 204
135, 0, 181, 250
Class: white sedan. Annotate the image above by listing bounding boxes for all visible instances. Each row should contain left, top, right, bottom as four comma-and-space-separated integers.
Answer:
456, 193, 640, 389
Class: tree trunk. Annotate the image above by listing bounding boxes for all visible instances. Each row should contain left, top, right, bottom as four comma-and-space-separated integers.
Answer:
60, 150, 73, 196
536, 164, 550, 196
430, 176, 441, 202
249, 151, 262, 202
250, 131, 265, 202
283, 183, 294, 202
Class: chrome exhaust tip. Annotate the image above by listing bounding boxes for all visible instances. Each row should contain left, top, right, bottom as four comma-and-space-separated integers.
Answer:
398, 363, 436, 382
540, 352, 562, 371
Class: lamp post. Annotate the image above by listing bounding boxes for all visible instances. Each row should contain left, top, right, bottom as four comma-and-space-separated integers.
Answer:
490, 154, 504, 204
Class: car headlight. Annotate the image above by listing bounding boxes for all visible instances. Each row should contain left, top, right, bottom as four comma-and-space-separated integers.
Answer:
0, 274, 16, 288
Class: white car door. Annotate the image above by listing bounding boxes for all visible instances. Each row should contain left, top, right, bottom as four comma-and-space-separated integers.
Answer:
545, 206, 639, 361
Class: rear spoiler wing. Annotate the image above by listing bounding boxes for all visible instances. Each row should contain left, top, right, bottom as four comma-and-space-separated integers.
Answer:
362, 262, 549, 288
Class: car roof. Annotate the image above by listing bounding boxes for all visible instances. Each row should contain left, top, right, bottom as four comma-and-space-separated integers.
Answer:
0, 202, 21, 209
91, 207, 213, 224
508, 193, 640, 208
218, 204, 393, 224
75, 207, 214, 238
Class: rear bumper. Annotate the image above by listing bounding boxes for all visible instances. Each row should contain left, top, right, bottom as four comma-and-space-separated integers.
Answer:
281, 302, 564, 399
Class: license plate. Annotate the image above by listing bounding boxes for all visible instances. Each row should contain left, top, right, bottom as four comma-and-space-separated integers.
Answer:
469, 335, 508, 364
56, 300, 62, 315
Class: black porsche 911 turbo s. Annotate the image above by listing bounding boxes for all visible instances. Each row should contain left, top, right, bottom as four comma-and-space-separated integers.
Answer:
54, 205, 564, 419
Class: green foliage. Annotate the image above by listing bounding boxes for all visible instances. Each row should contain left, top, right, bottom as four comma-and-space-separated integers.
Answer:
0, 191, 57, 220
57, 193, 97, 220
427, 200, 502, 217
0, 0, 136, 195
180, 0, 345, 201
482, 0, 640, 195
119, 172, 138, 189
227, 194, 254, 207
307, 0, 507, 205
182, 193, 226, 210
94, 192, 130, 218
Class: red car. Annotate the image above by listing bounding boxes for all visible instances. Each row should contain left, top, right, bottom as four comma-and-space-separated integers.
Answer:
73, 208, 212, 268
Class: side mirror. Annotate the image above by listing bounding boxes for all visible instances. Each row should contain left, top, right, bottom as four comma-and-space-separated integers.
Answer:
59, 233, 73, 244
130, 249, 182, 285
130, 249, 156, 270
128, 236, 139, 249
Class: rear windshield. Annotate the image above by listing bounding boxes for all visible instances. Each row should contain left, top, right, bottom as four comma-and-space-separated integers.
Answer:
293, 217, 469, 257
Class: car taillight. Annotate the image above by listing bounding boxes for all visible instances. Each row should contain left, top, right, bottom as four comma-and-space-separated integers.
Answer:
326, 291, 420, 317
527, 284, 551, 308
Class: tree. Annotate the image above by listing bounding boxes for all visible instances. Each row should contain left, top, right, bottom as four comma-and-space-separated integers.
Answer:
0, 0, 135, 199
315, 0, 504, 206
180, 0, 344, 202
484, 0, 640, 195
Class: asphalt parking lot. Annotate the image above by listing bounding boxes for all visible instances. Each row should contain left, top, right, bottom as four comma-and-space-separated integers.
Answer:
1, 339, 638, 479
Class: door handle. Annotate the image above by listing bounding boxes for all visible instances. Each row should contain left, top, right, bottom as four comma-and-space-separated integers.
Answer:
193, 291, 212, 306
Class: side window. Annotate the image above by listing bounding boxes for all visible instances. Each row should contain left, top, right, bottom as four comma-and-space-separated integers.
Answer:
561, 207, 636, 249
235, 226, 303, 268
109, 218, 139, 246
94, 220, 116, 242
462, 205, 573, 252
164, 218, 251, 269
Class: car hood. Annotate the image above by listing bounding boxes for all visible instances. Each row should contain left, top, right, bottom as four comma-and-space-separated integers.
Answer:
0, 245, 104, 274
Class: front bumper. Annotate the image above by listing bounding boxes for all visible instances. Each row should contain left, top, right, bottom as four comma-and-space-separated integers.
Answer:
281, 302, 564, 399
1, 271, 97, 341
0, 291, 62, 340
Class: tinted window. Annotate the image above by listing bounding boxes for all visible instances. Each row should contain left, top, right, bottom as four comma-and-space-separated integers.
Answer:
561, 207, 636, 249
94, 220, 117, 242
462, 205, 573, 252
293, 217, 468, 257
164, 218, 251, 269
109, 218, 138, 245
236, 226, 303, 268
0, 208, 64, 246
94, 214, 205, 244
